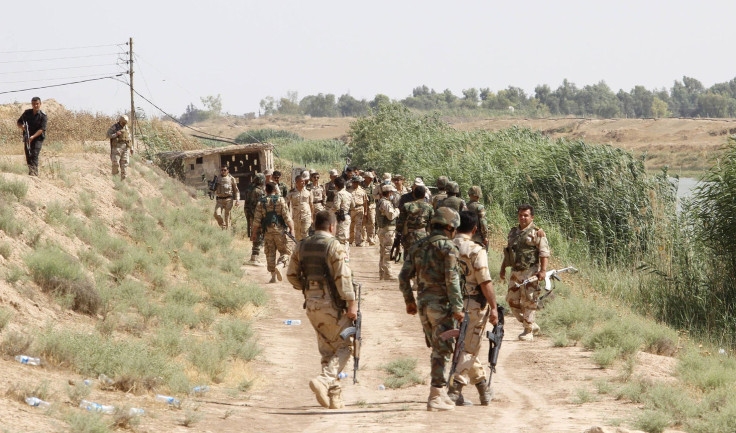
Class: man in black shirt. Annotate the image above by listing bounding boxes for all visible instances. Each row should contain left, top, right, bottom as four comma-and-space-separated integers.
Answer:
16, 97, 47, 176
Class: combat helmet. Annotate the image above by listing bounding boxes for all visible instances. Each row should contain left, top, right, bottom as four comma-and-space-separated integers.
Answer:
448, 181, 460, 194
436, 176, 449, 190
431, 207, 460, 228
468, 185, 482, 198
254, 173, 266, 185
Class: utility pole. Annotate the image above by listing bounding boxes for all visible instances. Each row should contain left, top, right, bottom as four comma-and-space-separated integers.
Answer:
128, 37, 136, 152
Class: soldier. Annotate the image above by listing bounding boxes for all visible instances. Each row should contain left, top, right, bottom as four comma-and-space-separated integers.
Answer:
500, 204, 550, 341
399, 207, 464, 411
349, 176, 368, 247
376, 184, 400, 280
212, 165, 240, 230
398, 185, 434, 250
107, 115, 133, 180
252, 182, 294, 283
246, 173, 266, 265
287, 171, 313, 242
438, 182, 467, 212
325, 169, 339, 210
392, 174, 410, 198
449, 211, 498, 406
332, 177, 354, 254
286, 210, 358, 410
264, 169, 274, 185
16, 96, 47, 176
431, 176, 449, 209
467, 186, 489, 248
362, 172, 377, 246
272, 170, 289, 198
308, 170, 326, 213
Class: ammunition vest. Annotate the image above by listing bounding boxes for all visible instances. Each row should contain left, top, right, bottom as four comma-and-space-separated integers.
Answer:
376, 198, 396, 228
506, 224, 540, 271
260, 195, 285, 228
298, 235, 346, 311
325, 181, 336, 203
216, 175, 234, 196
467, 201, 484, 237
365, 184, 375, 204
439, 196, 464, 212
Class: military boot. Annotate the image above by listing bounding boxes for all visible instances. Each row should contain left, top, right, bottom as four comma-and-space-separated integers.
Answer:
309, 378, 329, 408
519, 326, 534, 341
427, 386, 454, 411
328, 385, 344, 409
475, 379, 494, 406
269, 272, 277, 283
247, 254, 263, 266
447, 380, 472, 406
274, 266, 283, 281
531, 322, 541, 335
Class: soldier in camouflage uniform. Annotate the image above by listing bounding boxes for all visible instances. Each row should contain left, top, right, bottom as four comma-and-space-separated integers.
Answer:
246, 173, 266, 265
449, 211, 498, 406
287, 171, 314, 242
252, 182, 294, 283
324, 169, 339, 210
107, 115, 132, 180
349, 176, 368, 246
212, 165, 240, 231
273, 170, 289, 198
431, 176, 449, 209
361, 172, 377, 246
332, 177, 354, 255
308, 170, 326, 213
398, 185, 434, 250
466, 186, 489, 248
399, 207, 464, 412
438, 181, 467, 213
286, 210, 358, 410
377, 184, 400, 280
500, 204, 550, 341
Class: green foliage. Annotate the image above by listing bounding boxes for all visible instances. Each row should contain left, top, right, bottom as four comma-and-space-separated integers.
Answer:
591, 346, 621, 368
274, 139, 349, 166
66, 380, 91, 405
0, 241, 11, 259
0, 201, 22, 236
678, 349, 736, 391
234, 128, 303, 144
573, 387, 595, 404
0, 307, 12, 332
0, 330, 33, 356
65, 411, 112, 433
0, 176, 28, 200
634, 410, 672, 433
0, 158, 26, 174
381, 357, 424, 388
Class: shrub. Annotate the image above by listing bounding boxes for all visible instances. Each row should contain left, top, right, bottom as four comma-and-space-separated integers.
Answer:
633, 410, 671, 433
66, 380, 91, 405
0, 307, 12, 331
592, 346, 621, 368
381, 357, 423, 389
0, 202, 22, 236
0, 241, 10, 259
187, 338, 228, 382
0, 330, 33, 356
678, 349, 736, 391
65, 411, 112, 433
0, 176, 28, 200
234, 128, 302, 144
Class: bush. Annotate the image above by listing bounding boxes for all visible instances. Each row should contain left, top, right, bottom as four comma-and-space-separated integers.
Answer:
0, 241, 10, 259
234, 128, 302, 144
0, 307, 12, 331
274, 139, 349, 166
0, 176, 28, 200
0, 202, 22, 236
381, 357, 423, 389
633, 410, 672, 433
0, 330, 33, 356
65, 411, 112, 433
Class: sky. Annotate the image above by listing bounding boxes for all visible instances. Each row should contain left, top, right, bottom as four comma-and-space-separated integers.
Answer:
2, 0, 735, 118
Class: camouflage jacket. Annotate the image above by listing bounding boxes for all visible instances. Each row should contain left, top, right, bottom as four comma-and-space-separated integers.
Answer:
246, 186, 265, 216
398, 199, 434, 237
431, 191, 447, 210
107, 122, 130, 145
438, 196, 467, 213
466, 200, 488, 244
277, 182, 288, 198
398, 230, 463, 314
503, 223, 550, 272
252, 195, 293, 234
214, 174, 240, 200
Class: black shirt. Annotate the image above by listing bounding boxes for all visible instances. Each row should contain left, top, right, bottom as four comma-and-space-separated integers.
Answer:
17, 109, 47, 140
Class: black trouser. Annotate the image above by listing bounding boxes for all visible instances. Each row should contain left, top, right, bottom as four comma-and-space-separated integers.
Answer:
24, 139, 43, 175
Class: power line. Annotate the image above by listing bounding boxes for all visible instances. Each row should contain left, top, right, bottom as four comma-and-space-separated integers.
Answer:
0, 43, 122, 54
0, 74, 125, 95
0, 52, 124, 64
0, 72, 126, 84
0, 63, 119, 75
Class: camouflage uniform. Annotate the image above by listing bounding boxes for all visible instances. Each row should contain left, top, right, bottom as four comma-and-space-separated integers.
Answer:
107, 120, 131, 179
431, 176, 449, 210
246, 175, 266, 260
324, 179, 337, 210
252, 195, 293, 274
286, 231, 356, 409
452, 233, 492, 388
363, 181, 378, 245
277, 181, 289, 199
212, 173, 240, 230
504, 223, 550, 332
333, 189, 354, 251
467, 197, 488, 247
398, 198, 434, 250
349, 183, 367, 246
308, 182, 326, 213
287, 187, 313, 242
376, 193, 400, 279
398, 224, 463, 389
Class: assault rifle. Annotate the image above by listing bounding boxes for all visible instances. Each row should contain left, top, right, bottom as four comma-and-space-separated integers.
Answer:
513, 266, 579, 305
22, 121, 30, 153
440, 308, 470, 387
339, 283, 362, 384
207, 175, 217, 200
282, 228, 296, 243
390, 233, 402, 263
486, 305, 505, 384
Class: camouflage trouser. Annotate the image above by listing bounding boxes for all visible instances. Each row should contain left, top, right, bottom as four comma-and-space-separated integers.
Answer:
314, 202, 326, 213
419, 303, 455, 388
263, 226, 291, 272
294, 214, 311, 242
246, 213, 254, 238
246, 211, 263, 256
404, 229, 427, 251
378, 227, 395, 278
305, 293, 352, 390
506, 268, 539, 329
349, 208, 365, 245
336, 217, 351, 257
451, 298, 488, 386
363, 204, 376, 244
214, 198, 233, 230
110, 141, 130, 178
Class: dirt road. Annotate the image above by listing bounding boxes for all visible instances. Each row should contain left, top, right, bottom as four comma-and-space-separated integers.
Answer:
201, 243, 640, 433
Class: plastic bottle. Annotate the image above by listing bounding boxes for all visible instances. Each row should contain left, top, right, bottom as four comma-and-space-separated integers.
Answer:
283, 320, 301, 325
128, 408, 145, 416
83, 379, 93, 386
25, 397, 51, 408
79, 400, 115, 414
155, 394, 181, 406
338, 372, 348, 380
378, 384, 386, 390
191, 385, 210, 394
98, 374, 114, 385
15, 355, 41, 366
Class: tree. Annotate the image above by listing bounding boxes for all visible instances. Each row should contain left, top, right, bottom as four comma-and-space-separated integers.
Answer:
337, 94, 369, 117
460, 88, 480, 108
300, 93, 338, 117
370, 94, 391, 110
260, 97, 276, 116
200, 94, 222, 115
651, 96, 670, 118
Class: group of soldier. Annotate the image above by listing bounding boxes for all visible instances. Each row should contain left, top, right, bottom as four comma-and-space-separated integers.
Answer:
210, 164, 550, 412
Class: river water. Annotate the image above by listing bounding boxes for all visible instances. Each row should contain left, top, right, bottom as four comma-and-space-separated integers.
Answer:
675, 177, 699, 212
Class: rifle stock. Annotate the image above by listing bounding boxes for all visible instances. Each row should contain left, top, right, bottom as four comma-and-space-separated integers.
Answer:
390, 233, 402, 262
486, 305, 505, 383
339, 283, 361, 384
445, 309, 469, 387
22, 121, 30, 153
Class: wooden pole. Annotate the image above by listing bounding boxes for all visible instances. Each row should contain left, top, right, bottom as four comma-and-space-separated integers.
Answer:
129, 37, 136, 152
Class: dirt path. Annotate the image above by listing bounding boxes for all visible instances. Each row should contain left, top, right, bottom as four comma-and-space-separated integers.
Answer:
194, 242, 643, 433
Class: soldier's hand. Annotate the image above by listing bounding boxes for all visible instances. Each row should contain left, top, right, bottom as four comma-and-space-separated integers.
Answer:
130, 147, 134, 155
405, 302, 417, 315
489, 307, 499, 326
537, 270, 546, 281
499, 268, 506, 281
347, 302, 358, 320
483, 238, 489, 247
537, 228, 546, 238
453, 311, 465, 321
234, 200, 240, 207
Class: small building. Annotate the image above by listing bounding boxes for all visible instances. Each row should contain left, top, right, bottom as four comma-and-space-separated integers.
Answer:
158, 143, 274, 195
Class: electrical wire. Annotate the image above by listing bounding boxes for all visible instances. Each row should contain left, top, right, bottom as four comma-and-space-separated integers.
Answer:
0, 72, 126, 84
0, 63, 119, 75
0, 43, 121, 54
0, 74, 125, 95
0, 52, 124, 64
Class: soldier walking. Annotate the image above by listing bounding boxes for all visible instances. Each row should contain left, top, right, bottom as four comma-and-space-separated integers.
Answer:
246, 173, 266, 265
349, 176, 368, 246
252, 183, 294, 283
286, 211, 358, 410
212, 165, 240, 230
431, 176, 449, 209
397, 185, 434, 251
500, 204, 550, 341
324, 169, 339, 210
467, 186, 489, 248
362, 172, 377, 246
16, 96, 47, 176
287, 171, 313, 242
438, 181, 467, 212
398, 207, 464, 411
332, 177, 354, 254
449, 211, 498, 406
376, 184, 400, 280
107, 115, 133, 180
308, 170, 326, 213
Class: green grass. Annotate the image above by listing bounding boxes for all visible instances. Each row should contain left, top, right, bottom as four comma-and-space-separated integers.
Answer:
634, 410, 672, 433
380, 357, 424, 389
0, 241, 10, 259
0, 330, 33, 356
0, 176, 28, 200
0, 158, 26, 174
65, 411, 112, 433
0, 201, 22, 236
0, 307, 12, 332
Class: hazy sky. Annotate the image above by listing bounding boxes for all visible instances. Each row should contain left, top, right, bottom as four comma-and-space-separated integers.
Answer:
2, 0, 735, 117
